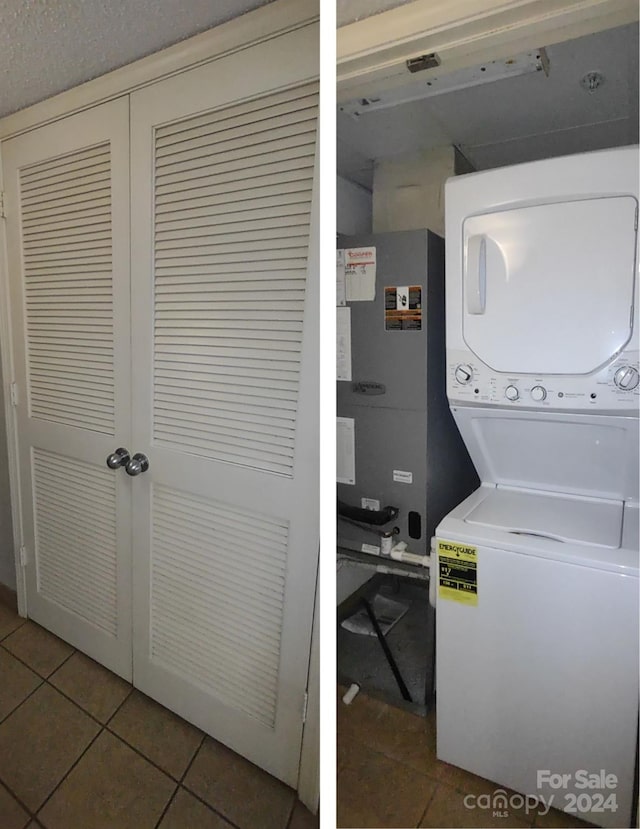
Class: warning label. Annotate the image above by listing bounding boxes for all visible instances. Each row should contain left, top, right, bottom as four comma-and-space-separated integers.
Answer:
437, 539, 477, 606
384, 285, 422, 331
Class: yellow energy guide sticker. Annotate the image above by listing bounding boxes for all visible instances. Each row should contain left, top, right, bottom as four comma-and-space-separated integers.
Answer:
438, 540, 478, 606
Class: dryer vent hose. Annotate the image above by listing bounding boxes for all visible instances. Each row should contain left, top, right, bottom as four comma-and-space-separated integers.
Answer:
337, 499, 399, 526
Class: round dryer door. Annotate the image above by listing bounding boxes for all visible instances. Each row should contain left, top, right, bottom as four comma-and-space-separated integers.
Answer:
462, 195, 637, 375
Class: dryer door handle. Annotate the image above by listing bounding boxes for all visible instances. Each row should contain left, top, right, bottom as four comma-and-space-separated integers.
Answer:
466, 234, 487, 315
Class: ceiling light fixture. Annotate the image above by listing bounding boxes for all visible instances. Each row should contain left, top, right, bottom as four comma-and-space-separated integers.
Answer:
340, 48, 550, 118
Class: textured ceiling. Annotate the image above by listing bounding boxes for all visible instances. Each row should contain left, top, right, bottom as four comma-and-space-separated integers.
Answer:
338, 22, 639, 187
0, 0, 274, 119
337, 0, 415, 27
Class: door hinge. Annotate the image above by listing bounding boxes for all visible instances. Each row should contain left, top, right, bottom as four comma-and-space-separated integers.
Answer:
9, 383, 17, 407
19, 546, 27, 567
0, 192, 5, 219
302, 690, 309, 723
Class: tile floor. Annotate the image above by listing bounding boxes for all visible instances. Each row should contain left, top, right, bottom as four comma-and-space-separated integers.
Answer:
337, 687, 594, 829
0, 593, 318, 829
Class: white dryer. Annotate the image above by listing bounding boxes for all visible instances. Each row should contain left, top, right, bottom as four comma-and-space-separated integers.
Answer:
435, 146, 639, 829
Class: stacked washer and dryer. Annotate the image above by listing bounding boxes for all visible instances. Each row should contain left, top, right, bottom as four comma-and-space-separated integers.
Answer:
435, 146, 639, 828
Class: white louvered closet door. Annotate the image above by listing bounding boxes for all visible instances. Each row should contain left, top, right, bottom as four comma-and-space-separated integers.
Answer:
130, 23, 319, 785
2, 100, 133, 679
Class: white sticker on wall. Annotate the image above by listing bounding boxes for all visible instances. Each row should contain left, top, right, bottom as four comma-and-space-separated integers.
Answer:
336, 306, 352, 381
336, 249, 346, 306
345, 247, 376, 301
393, 470, 413, 484
337, 417, 356, 484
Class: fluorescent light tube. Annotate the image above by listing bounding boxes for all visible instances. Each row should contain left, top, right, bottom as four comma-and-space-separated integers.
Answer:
340, 48, 550, 117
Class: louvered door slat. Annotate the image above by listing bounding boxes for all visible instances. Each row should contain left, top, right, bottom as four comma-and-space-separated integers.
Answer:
20, 175, 110, 207
157, 82, 317, 139
152, 541, 286, 611
21, 192, 111, 219
156, 225, 310, 250
32, 449, 117, 634
156, 366, 299, 389
23, 228, 111, 248
24, 218, 111, 236
31, 371, 113, 390
156, 103, 318, 155
158, 213, 311, 243
149, 485, 288, 726
155, 152, 315, 201
156, 116, 317, 166
19, 144, 110, 181
155, 262, 309, 278
154, 314, 304, 331
19, 142, 115, 434
22, 207, 112, 232
21, 160, 111, 194
156, 173, 313, 216
156, 87, 317, 145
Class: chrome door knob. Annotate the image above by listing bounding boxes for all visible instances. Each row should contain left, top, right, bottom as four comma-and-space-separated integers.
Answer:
106, 448, 130, 469
125, 453, 149, 476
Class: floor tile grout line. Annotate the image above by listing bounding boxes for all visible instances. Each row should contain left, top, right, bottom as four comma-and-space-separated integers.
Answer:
15, 678, 202, 829
154, 733, 248, 829
44, 644, 77, 675
34, 725, 105, 820
0, 637, 77, 682
151, 780, 180, 829
0, 774, 36, 823
0, 642, 107, 820
0, 674, 46, 727
151, 732, 206, 829
177, 734, 246, 829
179, 740, 247, 829
175, 722, 304, 829
0, 618, 27, 643
103, 684, 135, 727
101, 720, 203, 786
415, 780, 439, 828
2, 642, 294, 829
41, 675, 133, 733
31, 674, 213, 797
177, 781, 245, 829
178, 733, 206, 785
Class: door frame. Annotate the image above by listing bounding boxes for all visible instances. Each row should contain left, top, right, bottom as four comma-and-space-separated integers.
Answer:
0, 0, 320, 807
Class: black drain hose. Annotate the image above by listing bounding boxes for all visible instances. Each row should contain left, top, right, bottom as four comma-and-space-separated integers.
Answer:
337, 499, 399, 526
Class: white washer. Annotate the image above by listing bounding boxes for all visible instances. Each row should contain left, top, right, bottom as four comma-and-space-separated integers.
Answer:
435, 146, 639, 829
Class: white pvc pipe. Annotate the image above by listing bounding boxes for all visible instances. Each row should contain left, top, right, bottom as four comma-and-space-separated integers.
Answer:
342, 683, 360, 705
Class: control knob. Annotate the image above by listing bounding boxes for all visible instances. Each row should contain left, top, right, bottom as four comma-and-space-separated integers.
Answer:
454, 364, 473, 384
505, 385, 519, 401
530, 385, 547, 402
613, 366, 640, 391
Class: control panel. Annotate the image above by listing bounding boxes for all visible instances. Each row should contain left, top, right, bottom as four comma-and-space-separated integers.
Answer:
447, 348, 640, 411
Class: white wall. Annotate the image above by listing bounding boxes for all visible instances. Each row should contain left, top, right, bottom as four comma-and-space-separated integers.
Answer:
372, 145, 455, 237
371, 145, 475, 236
0, 382, 15, 589
337, 175, 372, 236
